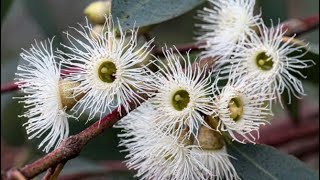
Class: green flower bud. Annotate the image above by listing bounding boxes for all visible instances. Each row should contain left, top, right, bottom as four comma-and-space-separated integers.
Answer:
84, 1, 111, 24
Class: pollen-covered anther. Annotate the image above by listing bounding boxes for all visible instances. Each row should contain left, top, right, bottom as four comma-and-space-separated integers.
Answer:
58, 80, 84, 110
197, 125, 224, 151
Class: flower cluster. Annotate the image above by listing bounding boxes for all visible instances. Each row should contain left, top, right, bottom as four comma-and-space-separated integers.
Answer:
14, 0, 313, 179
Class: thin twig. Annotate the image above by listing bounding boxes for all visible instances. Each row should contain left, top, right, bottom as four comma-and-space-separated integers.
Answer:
42, 166, 56, 180
4, 94, 147, 180
42, 162, 66, 180
153, 41, 204, 56
1, 82, 19, 93
3, 57, 215, 180
281, 14, 319, 37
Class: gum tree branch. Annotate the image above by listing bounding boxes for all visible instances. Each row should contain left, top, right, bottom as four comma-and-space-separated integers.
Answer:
281, 14, 319, 36
1, 82, 18, 93
4, 95, 146, 180
42, 162, 65, 180
3, 57, 216, 180
42, 167, 55, 180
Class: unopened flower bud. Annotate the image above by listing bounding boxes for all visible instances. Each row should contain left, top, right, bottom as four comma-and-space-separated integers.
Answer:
205, 115, 219, 129
177, 126, 194, 146
84, 1, 111, 24
137, 24, 155, 35
197, 125, 224, 150
58, 80, 84, 110
90, 25, 106, 40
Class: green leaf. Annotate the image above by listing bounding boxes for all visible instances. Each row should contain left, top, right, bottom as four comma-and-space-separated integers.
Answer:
301, 44, 319, 84
281, 88, 300, 123
257, 0, 288, 26
1, 92, 27, 146
283, 44, 319, 122
227, 143, 318, 180
1, 0, 13, 26
287, 44, 319, 84
22, 0, 62, 43
112, 0, 205, 30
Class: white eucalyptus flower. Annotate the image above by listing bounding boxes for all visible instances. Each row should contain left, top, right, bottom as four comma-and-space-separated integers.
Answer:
60, 16, 154, 120
229, 23, 315, 106
116, 103, 204, 180
197, 0, 260, 61
143, 47, 215, 139
213, 75, 272, 143
15, 39, 72, 153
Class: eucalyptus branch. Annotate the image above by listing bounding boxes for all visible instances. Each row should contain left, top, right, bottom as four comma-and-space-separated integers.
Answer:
281, 14, 319, 36
4, 94, 146, 180
153, 41, 204, 56
3, 56, 217, 180
1, 82, 18, 94
42, 162, 65, 180
3, 95, 318, 179
42, 166, 56, 180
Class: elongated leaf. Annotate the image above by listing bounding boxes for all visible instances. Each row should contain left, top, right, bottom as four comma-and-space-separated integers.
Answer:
301, 44, 319, 84
227, 143, 318, 180
257, 0, 288, 26
22, 0, 62, 44
112, 0, 205, 30
1, 92, 27, 146
281, 88, 300, 123
287, 44, 319, 84
1, 0, 13, 26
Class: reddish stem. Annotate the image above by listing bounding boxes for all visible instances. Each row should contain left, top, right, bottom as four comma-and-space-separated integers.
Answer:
281, 14, 319, 36
153, 42, 204, 56
1, 82, 18, 93
3, 95, 147, 180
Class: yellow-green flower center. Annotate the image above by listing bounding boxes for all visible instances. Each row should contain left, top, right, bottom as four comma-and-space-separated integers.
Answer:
171, 89, 190, 111
228, 97, 244, 122
255, 52, 274, 71
98, 60, 117, 83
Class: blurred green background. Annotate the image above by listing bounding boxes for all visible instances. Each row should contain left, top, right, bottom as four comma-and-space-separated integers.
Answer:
1, 0, 319, 179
